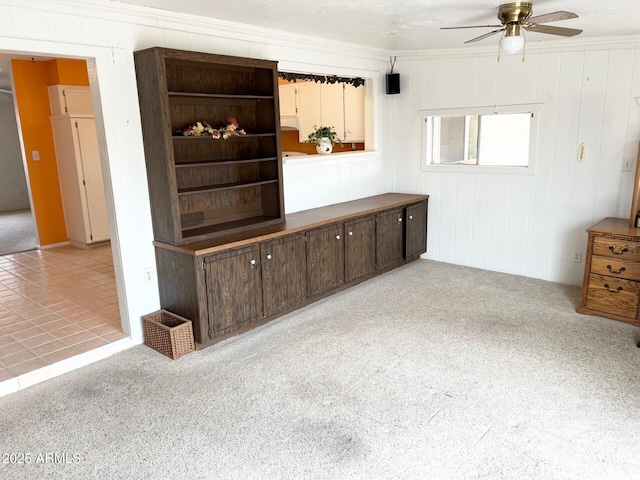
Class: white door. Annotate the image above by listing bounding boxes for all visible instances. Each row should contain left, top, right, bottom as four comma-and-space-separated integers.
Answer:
75, 119, 110, 243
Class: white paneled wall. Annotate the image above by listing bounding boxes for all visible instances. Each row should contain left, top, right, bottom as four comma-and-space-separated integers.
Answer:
0, 0, 392, 341
394, 47, 640, 285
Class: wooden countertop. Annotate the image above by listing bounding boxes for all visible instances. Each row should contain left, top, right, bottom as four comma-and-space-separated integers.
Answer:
587, 217, 640, 238
154, 192, 429, 256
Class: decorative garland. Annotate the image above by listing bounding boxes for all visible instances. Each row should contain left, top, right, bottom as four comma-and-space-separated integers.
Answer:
278, 72, 364, 88
176, 117, 247, 138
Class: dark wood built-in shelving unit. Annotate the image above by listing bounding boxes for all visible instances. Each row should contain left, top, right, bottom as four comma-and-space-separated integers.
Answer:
134, 47, 284, 245
134, 48, 430, 351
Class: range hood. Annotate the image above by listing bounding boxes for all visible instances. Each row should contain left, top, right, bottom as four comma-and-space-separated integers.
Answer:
280, 116, 299, 131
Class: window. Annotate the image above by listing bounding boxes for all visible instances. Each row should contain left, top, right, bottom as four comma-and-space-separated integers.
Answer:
278, 72, 369, 157
420, 103, 542, 173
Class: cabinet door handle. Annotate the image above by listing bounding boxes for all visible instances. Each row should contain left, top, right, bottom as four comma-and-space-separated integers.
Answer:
266, 254, 272, 260
409, 215, 413, 220
250, 259, 256, 265
604, 283, 623, 293
606, 265, 626, 274
608, 246, 629, 255
348, 231, 353, 236
398, 218, 403, 222
336, 235, 341, 240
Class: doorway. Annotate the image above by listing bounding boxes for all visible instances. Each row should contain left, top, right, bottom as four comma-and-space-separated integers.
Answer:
0, 53, 126, 384
0, 60, 37, 256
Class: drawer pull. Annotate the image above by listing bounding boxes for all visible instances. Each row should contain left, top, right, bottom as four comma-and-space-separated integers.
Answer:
250, 259, 256, 265
604, 283, 623, 293
606, 265, 626, 274
608, 246, 629, 255
266, 254, 272, 260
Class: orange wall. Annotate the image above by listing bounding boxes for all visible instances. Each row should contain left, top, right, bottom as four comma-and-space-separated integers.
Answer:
46, 58, 90, 86
11, 58, 89, 246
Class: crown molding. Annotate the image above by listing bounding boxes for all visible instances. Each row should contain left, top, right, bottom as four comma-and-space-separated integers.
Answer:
16, 0, 392, 62
10, 1, 640, 64
392, 34, 640, 59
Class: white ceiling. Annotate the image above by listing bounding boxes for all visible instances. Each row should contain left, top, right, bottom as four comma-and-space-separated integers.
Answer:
113, 0, 640, 51
1, 2, 639, 91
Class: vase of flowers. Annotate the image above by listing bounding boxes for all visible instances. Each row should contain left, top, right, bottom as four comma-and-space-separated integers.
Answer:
307, 125, 342, 155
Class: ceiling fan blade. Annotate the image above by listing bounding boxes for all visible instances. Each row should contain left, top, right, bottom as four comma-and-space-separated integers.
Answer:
526, 24, 583, 37
441, 24, 503, 30
526, 11, 578, 24
465, 28, 505, 44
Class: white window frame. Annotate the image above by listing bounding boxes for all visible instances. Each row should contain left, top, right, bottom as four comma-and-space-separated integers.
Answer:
419, 103, 543, 175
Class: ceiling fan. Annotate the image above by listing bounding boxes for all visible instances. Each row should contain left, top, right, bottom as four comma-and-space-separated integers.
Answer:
441, 2, 582, 54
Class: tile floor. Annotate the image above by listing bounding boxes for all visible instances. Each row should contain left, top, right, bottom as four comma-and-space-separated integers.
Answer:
0, 245, 126, 383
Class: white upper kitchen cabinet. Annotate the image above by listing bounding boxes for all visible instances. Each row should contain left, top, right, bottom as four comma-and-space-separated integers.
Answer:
279, 83, 297, 117
297, 82, 321, 142
279, 80, 366, 145
320, 83, 345, 140
344, 84, 365, 142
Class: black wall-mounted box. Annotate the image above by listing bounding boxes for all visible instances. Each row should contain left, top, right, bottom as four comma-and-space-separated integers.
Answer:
386, 73, 400, 94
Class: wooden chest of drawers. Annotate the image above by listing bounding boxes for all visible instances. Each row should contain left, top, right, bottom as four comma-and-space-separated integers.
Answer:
577, 218, 640, 326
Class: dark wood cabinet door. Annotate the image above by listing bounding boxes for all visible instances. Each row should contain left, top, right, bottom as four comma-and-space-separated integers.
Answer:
345, 215, 376, 282
376, 208, 404, 269
405, 201, 427, 258
307, 223, 344, 298
261, 233, 307, 316
204, 245, 262, 338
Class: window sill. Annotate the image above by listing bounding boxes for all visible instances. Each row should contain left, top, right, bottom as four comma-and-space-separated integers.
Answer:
421, 164, 535, 175
283, 150, 378, 166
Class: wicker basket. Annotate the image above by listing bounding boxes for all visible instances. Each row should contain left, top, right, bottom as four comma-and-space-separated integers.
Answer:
142, 310, 195, 359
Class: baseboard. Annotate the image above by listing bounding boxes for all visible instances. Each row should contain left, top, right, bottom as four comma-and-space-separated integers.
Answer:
0, 337, 134, 398
38, 241, 70, 250
68, 239, 111, 250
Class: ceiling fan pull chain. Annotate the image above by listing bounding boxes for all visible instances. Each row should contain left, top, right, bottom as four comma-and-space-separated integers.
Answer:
521, 29, 527, 62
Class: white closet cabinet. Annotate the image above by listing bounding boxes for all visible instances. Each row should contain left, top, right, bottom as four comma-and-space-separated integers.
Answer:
49, 86, 109, 247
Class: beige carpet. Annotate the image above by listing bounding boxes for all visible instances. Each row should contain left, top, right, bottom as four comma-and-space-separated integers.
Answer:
0, 209, 37, 255
1, 260, 640, 479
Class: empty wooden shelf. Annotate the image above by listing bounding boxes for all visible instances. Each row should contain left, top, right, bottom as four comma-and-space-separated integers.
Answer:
134, 47, 284, 245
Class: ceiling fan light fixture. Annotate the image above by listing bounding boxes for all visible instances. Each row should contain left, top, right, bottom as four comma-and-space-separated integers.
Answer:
500, 23, 525, 54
